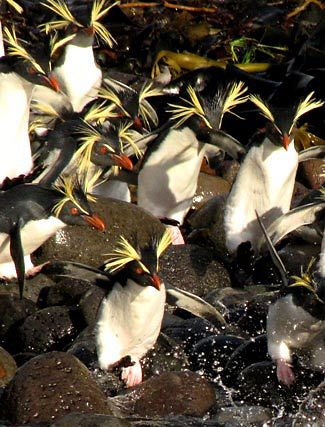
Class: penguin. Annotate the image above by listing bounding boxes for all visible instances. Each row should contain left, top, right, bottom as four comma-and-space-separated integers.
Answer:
0, 175, 105, 298
137, 72, 248, 244
0, 25, 60, 185
32, 102, 135, 188
36, 0, 118, 112
258, 214, 325, 387
224, 81, 324, 255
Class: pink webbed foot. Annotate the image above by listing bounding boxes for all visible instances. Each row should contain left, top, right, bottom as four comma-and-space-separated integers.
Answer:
168, 225, 185, 245
26, 261, 49, 279
276, 358, 295, 387
121, 359, 142, 387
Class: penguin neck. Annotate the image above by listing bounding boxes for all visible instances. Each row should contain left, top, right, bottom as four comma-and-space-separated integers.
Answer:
0, 72, 34, 183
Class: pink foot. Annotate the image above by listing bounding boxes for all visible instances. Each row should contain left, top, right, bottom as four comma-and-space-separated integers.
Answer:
121, 358, 142, 387
168, 225, 185, 245
276, 358, 295, 387
26, 261, 49, 279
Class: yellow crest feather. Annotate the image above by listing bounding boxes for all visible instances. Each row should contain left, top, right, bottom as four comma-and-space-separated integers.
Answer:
249, 94, 275, 123
290, 257, 324, 304
290, 92, 325, 134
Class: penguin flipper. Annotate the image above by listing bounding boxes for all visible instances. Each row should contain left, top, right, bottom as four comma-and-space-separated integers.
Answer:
41, 260, 112, 288
298, 145, 325, 162
165, 284, 226, 327
9, 220, 25, 299
256, 212, 288, 287
199, 129, 246, 161
256, 201, 325, 252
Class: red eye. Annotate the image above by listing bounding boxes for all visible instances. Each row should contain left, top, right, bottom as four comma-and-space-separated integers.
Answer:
117, 111, 124, 118
71, 207, 78, 215
28, 66, 36, 74
99, 146, 107, 154
199, 120, 207, 127
136, 267, 143, 275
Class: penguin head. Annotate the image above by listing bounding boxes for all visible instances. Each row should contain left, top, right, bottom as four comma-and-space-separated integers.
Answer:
52, 175, 105, 231
250, 91, 324, 150
104, 230, 172, 290
290, 258, 325, 320
167, 78, 248, 132
3, 26, 60, 92
74, 121, 134, 173
40, 0, 117, 49
98, 80, 162, 131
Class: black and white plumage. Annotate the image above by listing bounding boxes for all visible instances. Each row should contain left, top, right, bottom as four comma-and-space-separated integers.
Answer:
0, 26, 59, 185
96, 230, 171, 387
0, 175, 105, 298
138, 74, 247, 244
224, 85, 324, 254
258, 214, 325, 387
35, 0, 117, 112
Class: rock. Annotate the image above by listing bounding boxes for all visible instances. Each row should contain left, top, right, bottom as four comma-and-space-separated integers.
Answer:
217, 159, 241, 185
124, 371, 215, 417
13, 306, 84, 354
160, 244, 231, 297
212, 405, 272, 426
0, 347, 17, 388
50, 412, 131, 427
187, 194, 228, 258
1, 352, 118, 425
190, 335, 245, 381
293, 380, 325, 426
33, 198, 165, 269
191, 173, 230, 210
298, 158, 325, 189
0, 294, 36, 340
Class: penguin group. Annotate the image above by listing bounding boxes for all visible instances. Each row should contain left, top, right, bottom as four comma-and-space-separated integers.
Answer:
0, 0, 324, 391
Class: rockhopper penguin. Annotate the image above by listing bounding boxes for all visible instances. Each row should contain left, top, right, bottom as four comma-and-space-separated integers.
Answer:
0, 175, 105, 298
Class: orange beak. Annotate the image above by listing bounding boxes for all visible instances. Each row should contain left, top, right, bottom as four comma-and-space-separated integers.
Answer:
83, 213, 105, 231
149, 273, 161, 290
134, 116, 143, 132
42, 75, 60, 93
112, 153, 134, 170
282, 133, 290, 151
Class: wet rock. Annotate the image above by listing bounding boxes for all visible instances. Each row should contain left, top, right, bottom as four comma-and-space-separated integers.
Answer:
190, 335, 245, 381
33, 197, 165, 269
217, 159, 241, 185
212, 405, 272, 426
162, 317, 221, 353
142, 333, 190, 380
0, 347, 17, 388
186, 195, 228, 258
222, 335, 269, 387
191, 173, 230, 210
13, 306, 84, 354
50, 412, 131, 427
124, 371, 215, 417
66, 326, 97, 369
298, 158, 325, 189
78, 286, 106, 326
160, 244, 231, 297
0, 294, 36, 341
37, 278, 93, 308
293, 380, 325, 426
1, 351, 118, 425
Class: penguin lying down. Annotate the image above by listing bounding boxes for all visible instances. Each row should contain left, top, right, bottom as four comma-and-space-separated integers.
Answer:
41, 229, 225, 387
257, 212, 325, 387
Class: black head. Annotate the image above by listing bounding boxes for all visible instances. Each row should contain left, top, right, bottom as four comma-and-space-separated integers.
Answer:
3, 26, 60, 92
104, 230, 172, 289
40, 0, 117, 48
52, 176, 105, 231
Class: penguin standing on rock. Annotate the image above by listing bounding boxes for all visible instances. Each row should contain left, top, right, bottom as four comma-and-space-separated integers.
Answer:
224, 83, 324, 255
0, 25, 60, 185
0, 175, 105, 298
258, 214, 325, 387
96, 230, 172, 387
137, 73, 248, 244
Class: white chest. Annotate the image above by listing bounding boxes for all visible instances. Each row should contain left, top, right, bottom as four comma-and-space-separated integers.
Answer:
96, 280, 166, 369
54, 44, 102, 112
225, 139, 298, 252
138, 127, 206, 223
0, 217, 65, 267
